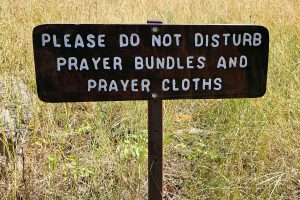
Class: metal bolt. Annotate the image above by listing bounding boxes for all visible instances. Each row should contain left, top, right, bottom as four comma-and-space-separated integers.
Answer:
152, 93, 158, 98
152, 26, 159, 33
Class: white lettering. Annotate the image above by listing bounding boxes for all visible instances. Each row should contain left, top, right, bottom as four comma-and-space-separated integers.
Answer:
223, 33, 230, 46
98, 79, 107, 91
103, 58, 110, 70
97, 34, 105, 47
229, 57, 237, 68
92, 57, 101, 70
130, 34, 140, 47
240, 55, 248, 68
233, 34, 241, 46
186, 56, 194, 69
53, 35, 61, 47
162, 34, 172, 46
243, 33, 252, 46
79, 58, 89, 71
88, 79, 97, 91
172, 79, 179, 91
87, 34, 96, 48
57, 57, 66, 71
109, 80, 118, 92
182, 79, 190, 91
213, 78, 222, 91
162, 79, 170, 91
120, 80, 129, 91
197, 57, 206, 69
135, 57, 144, 70
64, 34, 71, 47
113, 57, 122, 70
68, 57, 78, 70
141, 79, 150, 92
202, 79, 212, 90
253, 33, 262, 46
173, 34, 181, 46
211, 34, 220, 47
119, 34, 128, 47
194, 33, 203, 47
131, 79, 138, 92
156, 57, 165, 69
192, 78, 200, 90
41, 33, 51, 46
74, 34, 84, 48
217, 56, 226, 69
166, 57, 175, 69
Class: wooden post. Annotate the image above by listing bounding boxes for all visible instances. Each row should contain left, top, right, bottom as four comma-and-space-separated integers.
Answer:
147, 19, 163, 200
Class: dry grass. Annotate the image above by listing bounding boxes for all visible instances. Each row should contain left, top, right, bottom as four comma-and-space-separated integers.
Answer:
0, 0, 299, 199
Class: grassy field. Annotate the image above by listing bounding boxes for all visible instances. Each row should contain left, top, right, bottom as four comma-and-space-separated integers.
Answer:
0, 0, 299, 199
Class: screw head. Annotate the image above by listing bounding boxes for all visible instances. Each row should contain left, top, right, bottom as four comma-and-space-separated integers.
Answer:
152, 93, 158, 98
152, 26, 159, 33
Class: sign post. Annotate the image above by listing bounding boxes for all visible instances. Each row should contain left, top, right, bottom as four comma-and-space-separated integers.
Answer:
148, 97, 163, 199
147, 18, 164, 200
33, 22, 269, 199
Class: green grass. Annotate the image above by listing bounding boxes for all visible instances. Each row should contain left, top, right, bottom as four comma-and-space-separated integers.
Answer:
0, 0, 299, 199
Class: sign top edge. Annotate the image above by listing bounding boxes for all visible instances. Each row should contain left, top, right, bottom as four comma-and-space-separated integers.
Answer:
33, 23, 268, 28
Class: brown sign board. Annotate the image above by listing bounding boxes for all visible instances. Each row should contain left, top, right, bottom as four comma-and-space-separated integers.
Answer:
33, 24, 269, 102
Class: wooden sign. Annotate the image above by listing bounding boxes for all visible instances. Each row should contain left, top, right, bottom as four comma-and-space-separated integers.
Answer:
33, 24, 269, 102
